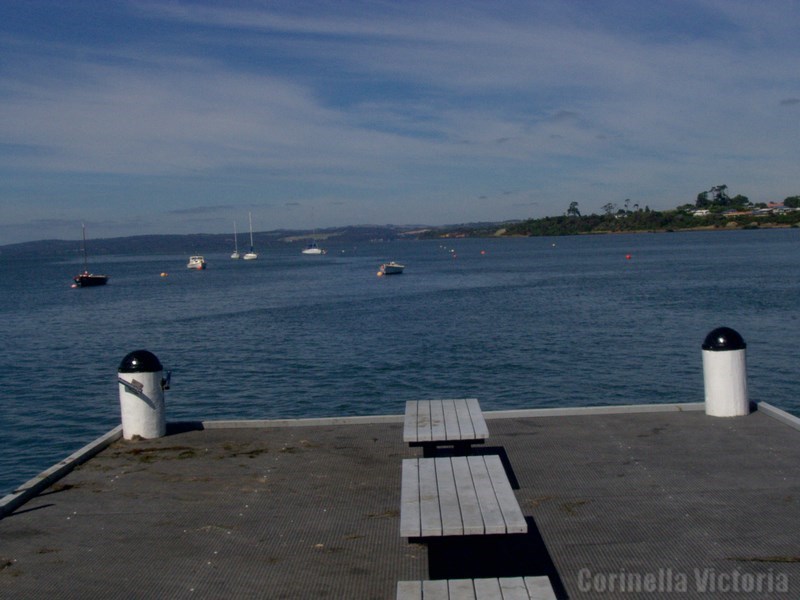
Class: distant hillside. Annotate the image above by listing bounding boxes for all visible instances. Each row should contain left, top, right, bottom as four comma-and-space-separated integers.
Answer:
0, 225, 432, 258
4, 207, 797, 259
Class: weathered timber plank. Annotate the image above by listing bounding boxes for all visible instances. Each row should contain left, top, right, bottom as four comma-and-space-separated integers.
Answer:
484, 455, 527, 534
400, 459, 421, 537
419, 457, 442, 536
468, 456, 506, 534
403, 400, 420, 443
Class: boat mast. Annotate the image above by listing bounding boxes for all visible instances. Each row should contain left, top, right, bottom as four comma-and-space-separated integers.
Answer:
248, 212, 255, 252
81, 223, 89, 272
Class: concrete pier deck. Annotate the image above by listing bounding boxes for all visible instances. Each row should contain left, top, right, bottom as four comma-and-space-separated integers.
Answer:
1, 403, 799, 598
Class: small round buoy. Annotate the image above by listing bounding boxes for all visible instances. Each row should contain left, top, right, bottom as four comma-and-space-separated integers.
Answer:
71, 283, 78, 288
161, 272, 168, 277
480, 250, 486, 255
626, 254, 632, 260
377, 271, 383, 277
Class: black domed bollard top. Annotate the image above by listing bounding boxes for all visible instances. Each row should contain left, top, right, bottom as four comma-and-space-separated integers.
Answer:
118, 349, 164, 373
702, 327, 747, 352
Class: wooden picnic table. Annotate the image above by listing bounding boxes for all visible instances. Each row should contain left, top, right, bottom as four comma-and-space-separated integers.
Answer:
396, 576, 556, 600
400, 455, 527, 538
404, 399, 489, 444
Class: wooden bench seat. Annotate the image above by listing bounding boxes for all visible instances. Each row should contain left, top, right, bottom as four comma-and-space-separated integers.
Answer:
404, 399, 489, 444
400, 455, 527, 538
397, 576, 557, 600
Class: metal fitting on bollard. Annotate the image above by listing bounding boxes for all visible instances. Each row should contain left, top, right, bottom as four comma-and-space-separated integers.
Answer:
702, 327, 749, 417
118, 350, 168, 439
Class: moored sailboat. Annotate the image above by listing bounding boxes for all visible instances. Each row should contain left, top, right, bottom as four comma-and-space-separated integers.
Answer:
243, 212, 258, 260
72, 224, 108, 287
231, 221, 241, 259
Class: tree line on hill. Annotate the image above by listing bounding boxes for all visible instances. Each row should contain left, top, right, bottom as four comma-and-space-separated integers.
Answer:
489, 186, 800, 237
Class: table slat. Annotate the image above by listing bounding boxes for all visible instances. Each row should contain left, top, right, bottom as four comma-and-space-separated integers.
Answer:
418, 401, 432, 442
451, 456, 485, 535
448, 579, 477, 600
429, 400, 446, 441
397, 580, 422, 600
435, 457, 464, 535
498, 577, 530, 600
419, 457, 442, 536
523, 577, 557, 600
400, 459, 421, 538
467, 456, 506, 534
484, 455, 527, 534
422, 580, 449, 600
454, 400, 475, 439
403, 400, 419, 443
442, 399, 462, 440
466, 398, 489, 440
473, 578, 503, 599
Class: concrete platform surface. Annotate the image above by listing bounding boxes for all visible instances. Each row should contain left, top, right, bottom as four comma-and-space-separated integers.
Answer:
1, 405, 799, 598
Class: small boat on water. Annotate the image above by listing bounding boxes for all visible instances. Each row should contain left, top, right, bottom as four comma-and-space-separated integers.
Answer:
74, 271, 109, 287
72, 224, 108, 288
243, 212, 258, 260
301, 241, 326, 255
231, 221, 240, 259
379, 261, 405, 275
187, 256, 207, 270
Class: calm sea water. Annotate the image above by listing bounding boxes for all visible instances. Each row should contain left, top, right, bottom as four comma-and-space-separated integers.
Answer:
1, 230, 798, 495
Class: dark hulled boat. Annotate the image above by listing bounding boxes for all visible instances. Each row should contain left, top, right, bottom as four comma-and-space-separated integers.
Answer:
74, 271, 109, 287
72, 224, 108, 288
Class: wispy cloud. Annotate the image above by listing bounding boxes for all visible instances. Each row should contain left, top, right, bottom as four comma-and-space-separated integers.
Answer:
0, 0, 798, 243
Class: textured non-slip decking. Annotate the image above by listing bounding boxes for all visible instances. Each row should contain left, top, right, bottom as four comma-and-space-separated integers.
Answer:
1, 405, 799, 598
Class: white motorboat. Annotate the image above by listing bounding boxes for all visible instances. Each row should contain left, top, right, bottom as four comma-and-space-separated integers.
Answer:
243, 212, 258, 260
301, 241, 326, 255
187, 255, 207, 270
379, 261, 404, 275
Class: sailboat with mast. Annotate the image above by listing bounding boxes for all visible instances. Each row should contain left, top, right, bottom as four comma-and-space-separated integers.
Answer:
72, 224, 109, 287
231, 221, 241, 259
243, 212, 258, 260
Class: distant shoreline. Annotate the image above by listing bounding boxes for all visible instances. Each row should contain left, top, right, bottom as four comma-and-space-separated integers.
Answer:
1, 220, 797, 259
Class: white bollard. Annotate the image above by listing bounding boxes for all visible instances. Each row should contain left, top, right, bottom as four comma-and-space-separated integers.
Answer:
118, 350, 168, 439
702, 327, 749, 417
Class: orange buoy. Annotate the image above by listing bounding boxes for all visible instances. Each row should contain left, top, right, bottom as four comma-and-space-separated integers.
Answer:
377, 271, 383, 277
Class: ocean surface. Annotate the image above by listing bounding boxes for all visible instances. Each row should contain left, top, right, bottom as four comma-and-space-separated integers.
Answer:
1, 229, 798, 495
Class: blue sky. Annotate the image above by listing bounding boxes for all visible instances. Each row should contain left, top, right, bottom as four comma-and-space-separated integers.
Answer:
1, 0, 798, 245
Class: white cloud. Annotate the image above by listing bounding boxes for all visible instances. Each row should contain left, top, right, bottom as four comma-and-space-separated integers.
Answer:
0, 1, 798, 243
